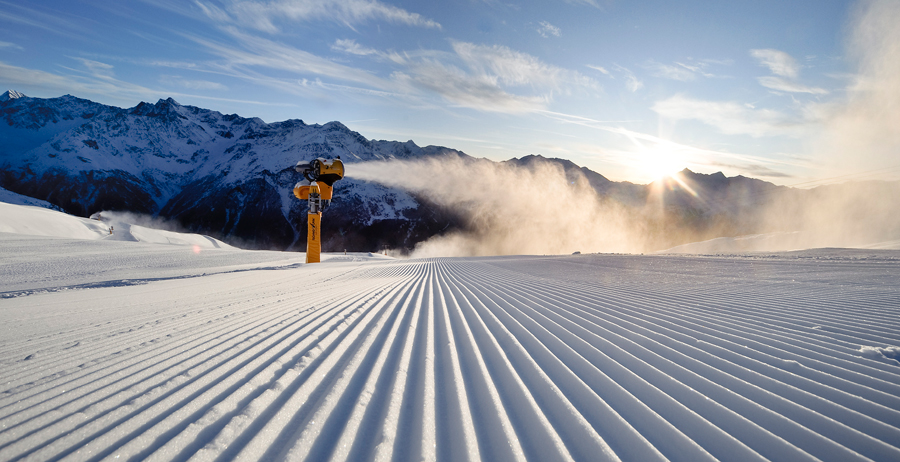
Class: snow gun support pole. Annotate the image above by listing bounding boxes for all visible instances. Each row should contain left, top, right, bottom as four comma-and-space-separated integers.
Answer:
293, 157, 344, 264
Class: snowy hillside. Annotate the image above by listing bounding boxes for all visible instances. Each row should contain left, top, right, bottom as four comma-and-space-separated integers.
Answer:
2, 200, 899, 460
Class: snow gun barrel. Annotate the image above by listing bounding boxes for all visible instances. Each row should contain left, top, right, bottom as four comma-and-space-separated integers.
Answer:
294, 157, 344, 186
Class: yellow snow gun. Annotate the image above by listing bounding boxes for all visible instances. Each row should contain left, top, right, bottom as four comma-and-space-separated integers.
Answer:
293, 157, 344, 263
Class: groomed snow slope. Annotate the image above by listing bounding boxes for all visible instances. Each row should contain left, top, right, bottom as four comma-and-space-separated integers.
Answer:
660, 232, 900, 254
1, 203, 900, 461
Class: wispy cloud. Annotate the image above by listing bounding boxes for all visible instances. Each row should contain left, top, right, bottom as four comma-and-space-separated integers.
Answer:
0, 41, 23, 49
613, 65, 643, 92
757, 76, 828, 94
69, 57, 116, 80
652, 94, 803, 137
331, 38, 409, 66
674, 61, 718, 78
750, 49, 828, 94
331, 38, 379, 56
646, 61, 696, 81
194, 0, 441, 32
394, 42, 597, 114
452, 42, 595, 92
563, 0, 611, 9
700, 58, 735, 66
186, 29, 394, 91
159, 75, 228, 91
0, 61, 78, 90
646, 60, 720, 81
0, 1, 101, 42
750, 49, 799, 78
536, 21, 561, 38
394, 62, 547, 114
587, 65, 610, 76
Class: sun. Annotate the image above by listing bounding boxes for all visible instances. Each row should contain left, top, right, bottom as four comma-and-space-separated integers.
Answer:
635, 145, 686, 182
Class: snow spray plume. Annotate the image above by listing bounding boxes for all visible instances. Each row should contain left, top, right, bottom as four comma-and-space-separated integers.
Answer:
95, 211, 190, 234
760, 181, 900, 249
815, 0, 900, 177
348, 155, 648, 257
760, 0, 900, 249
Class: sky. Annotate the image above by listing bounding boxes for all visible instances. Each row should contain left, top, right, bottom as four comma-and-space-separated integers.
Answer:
1, 0, 898, 185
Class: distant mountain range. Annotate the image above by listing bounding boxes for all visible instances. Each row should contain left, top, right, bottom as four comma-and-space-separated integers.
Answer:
2, 90, 897, 252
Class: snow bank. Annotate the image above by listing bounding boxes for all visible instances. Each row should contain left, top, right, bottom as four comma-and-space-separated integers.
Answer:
0, 201, 109, 240
0, 198, 231, 249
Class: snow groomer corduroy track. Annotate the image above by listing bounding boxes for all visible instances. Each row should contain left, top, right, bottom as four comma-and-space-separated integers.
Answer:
1, 240, 900, 461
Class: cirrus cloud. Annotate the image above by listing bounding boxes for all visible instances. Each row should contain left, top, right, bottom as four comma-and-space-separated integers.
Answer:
757, 76, 828, 94
750, 48, 829, 95
647, 61, 697, 81
195, 0, 441, 33
536, 21, 561, 38
396, 42, 598, 114
652, 94, 801, 138
750, 48, 799, 78
393, 63, 547, 114
159, 75, 228, 91
452, 42, 595, 92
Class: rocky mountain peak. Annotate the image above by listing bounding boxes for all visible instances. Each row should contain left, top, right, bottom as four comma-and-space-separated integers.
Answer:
0, 90, 26, 102
128, 98, 189, 121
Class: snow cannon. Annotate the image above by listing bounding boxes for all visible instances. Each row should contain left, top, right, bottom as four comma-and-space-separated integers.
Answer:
296, 157, 344, 186
293, 157, 344, 264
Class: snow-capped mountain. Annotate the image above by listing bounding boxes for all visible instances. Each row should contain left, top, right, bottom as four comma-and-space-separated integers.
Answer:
0, 92, 465, 250
0, 89, 25, 102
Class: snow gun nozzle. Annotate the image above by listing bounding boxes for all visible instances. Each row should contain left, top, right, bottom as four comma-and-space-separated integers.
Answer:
294, 158, 344, 186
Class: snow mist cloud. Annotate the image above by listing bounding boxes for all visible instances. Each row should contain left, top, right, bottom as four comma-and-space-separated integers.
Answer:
816, 0, 900, 176
348, 154, 900, 257
766, 0, 900, 250
348, 155, 645, 257
95, 210, 190, 234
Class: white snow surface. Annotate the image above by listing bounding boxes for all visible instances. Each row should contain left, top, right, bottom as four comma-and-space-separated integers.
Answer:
0, 202, 112, 240
0, 199, 232, 250
2, 204, 900, 461
660, 231, 900, 254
